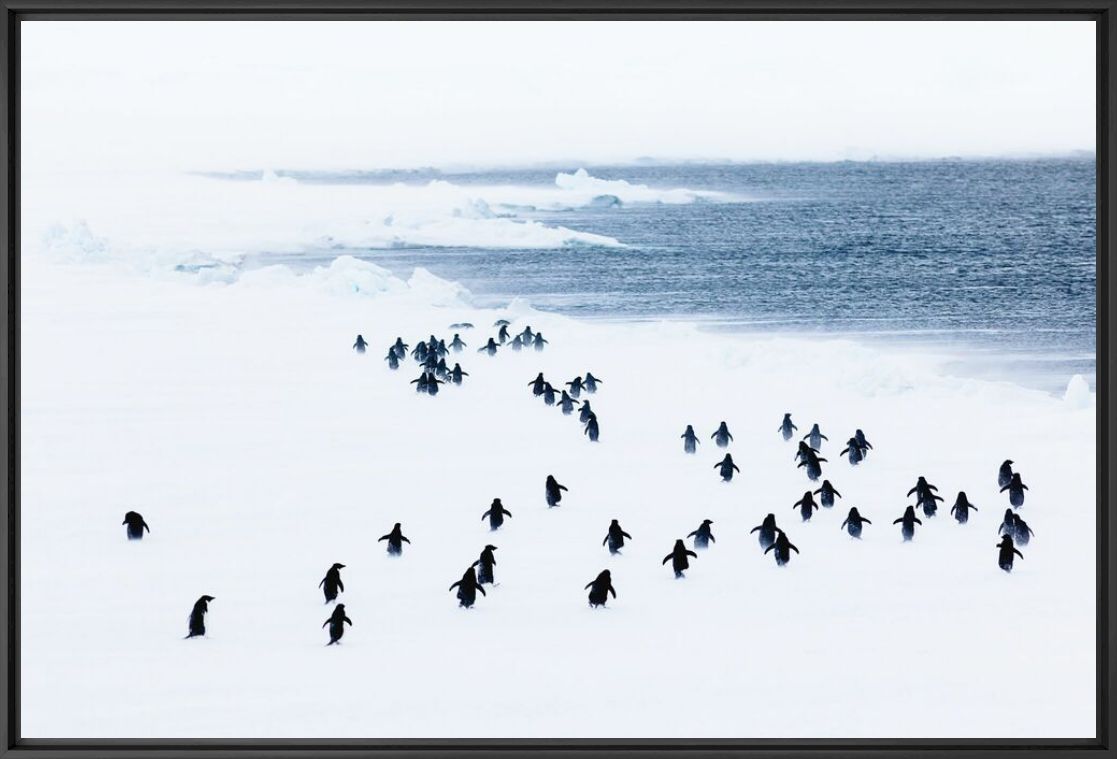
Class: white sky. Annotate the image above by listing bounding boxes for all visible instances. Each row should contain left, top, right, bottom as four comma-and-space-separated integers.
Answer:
21, 20, 1096, 172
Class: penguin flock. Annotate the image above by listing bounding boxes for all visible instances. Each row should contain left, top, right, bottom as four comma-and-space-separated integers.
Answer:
127, 321, 1036, 643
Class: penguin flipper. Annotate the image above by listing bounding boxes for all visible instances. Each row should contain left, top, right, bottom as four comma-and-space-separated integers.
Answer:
862, 518, 872, 524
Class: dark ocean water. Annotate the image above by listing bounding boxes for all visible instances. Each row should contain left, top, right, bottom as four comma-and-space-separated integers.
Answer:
244, 159, 1097, 393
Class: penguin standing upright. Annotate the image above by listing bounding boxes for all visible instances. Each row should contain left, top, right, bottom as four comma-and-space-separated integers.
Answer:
998, 459, 1015, 489
449, 566, 487, 608
544, 475, 568, 507
323, 604, 352, 645
385, 349, 400, 370
529, 373, 547, 395
997, 534, 1023, 572
603, 519, 632, 555
814, 480, 841, 508
840, 507, 872, 538
749, 514, 779, 550
854, 429, 873, 458
681, 425, 700, 454
711, 422, 733, 448
839, 437, 864, 466
797, 449, 826, 482
662, 539, 698, 578
319, 563, 346, 603
450, 363, 469, 385
533, 333, 549, 351
122, 511, 150, 540
497, 324, 511, 343
566, 376, 584, 398
472, 545, 498, 585
352, 335, 368, 353
579, 401, 594, 424
778, 413, 798, 441
449, 333, 467, 352
542, 382, 558, 406
478, 338, 499, 356
803, 423, 828, 451
377, 523, 411, 556
950, 492, 978, 524
893, 506, 923, 541
998, 508, 1017, 538
583, 373, 603, 393
585, 570, 616, 607
1000, 472, 1029, 508
482, 498, 513, 531
1011, 513, 1035, 546
393, 337, 409, 357
510, 335, 524, 351
185, 595, 215, 639
908, 476, 943, 517
793, 491, 819, 522
687, 519, 715, 549
764, 532, 799, 566
558, 391, 577, 415
714, 453, 740, 482
584, 413, 600, 442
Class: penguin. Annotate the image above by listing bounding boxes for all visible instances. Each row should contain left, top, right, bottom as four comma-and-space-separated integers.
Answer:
478, 338, 499, 356
520, 326, 535, 344
449, 333, 467, 352
749, 514, 779, 550
566, 376, 584, 398
377, 523, 411, 556
450, 363, 469, 385
585, 569, 616, 608
803, 423, 828, 451
434, 337, 448, 357
497, 324, 511, 344
711, 421, 733, 448
544, 475, 568, 507
681, 424, 700, 454
998, 459, 1015, 489
840, 507, 872, 538
797, 450, 826, 482
434, 357, 450, 381
778, 413, 798, 441
558, 391, 578, 415
687, 519, 715, 549
410, 372, 429, 394
997, 534, 1023, 572
998, 508, 1017, 538
411, 341, 428, 363
764, 532, 799, 566
1000, 472, 1028, 508
425, 373, 445, 396
319, 563, 346, 602
814, 480, 841, 508
472, 545, 498, 585
185, 595, 214, 639
950, 492, 978, 524
384, 349, 400, 370
393, 337, 409, 357
352, 334, 368, 353
533, 333, 549, 351
529, 372, 547, 396
323, 603, 352, 645
794, 441, 818, 464
482, 498, 513, 531
449, 566, 486, 608
793, 491, 819, 522
542, 382, 557, 406
579, 401, 594, 424
892, 506, 923, 541
603, 519, 632, 555
122, 510, 150, 540
839, 438, 864, 466
584, 373, 603, 393
908, 477, 944, 517
662, 538, 698, 578
854, 429, 873, 457
584, 414, 600, 442
1011, 513, 1034, 546
510, 335, 524, 351
715, 453, 740, 482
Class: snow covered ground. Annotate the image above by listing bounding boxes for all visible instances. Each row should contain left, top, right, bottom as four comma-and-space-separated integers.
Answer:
19, 246, 1095, 738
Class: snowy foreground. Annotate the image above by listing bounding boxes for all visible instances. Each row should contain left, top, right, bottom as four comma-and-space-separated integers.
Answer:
21, 255, 1095, 738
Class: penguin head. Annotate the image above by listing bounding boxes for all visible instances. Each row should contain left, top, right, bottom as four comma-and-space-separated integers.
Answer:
492, 498, 502, 506
784, 413, 791, 419
763, 514, 776, 526
1011, 473, 1023, 484
546, 475, 556, 483
331, 563, 346, 570
917, 476, 928, 485
903, 505, 916, 517
1011, 513, 1024, 525
335, 603, 346, 612
998, 534, 1014, 547
610, 519, 619, 526
1004, 508, 1014, 520
701, 519, 713, 526
849, 507, 860, 517
200, 595, 215, 602
1004, 459, 1014, 466
484, 544, 497, 551
673, 539, 686, 550
393, 522, 401, 529
957, 491, 968, 501
598, 569, 611, 581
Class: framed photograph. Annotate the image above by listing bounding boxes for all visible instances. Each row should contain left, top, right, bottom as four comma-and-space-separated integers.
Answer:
3, 2, 1113, 757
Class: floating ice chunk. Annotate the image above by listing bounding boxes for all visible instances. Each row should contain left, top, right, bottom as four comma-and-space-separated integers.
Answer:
1063, 373, 1093, 409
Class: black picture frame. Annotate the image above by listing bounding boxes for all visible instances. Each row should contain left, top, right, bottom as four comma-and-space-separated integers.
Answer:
1, 2, 1113, 756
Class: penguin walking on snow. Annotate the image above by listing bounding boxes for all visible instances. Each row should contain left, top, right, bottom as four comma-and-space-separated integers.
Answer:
377, 523, 411, 556
764, 532, 799, 566
384, 349, 400, 370
681, 425, 699, 454
533, 333, 549, 351
185, 595, 215, 639
542, 382, 558, 406
586, 570, 616, 607
392, 337, 409, 357
688, 519, 715, 549
814, 480, 841, 508
908, 476, 943, 518
449, 567, 486, 608
122, 510, 150, 540
482, 498, 513, 531
803, 423, 828, 451
840, 507, 872, 538
997, 534, 1023, 572
715, 453, 740, 482
478, 338, 499, 356
793, 491, 819, 522
545, 475, 568, 507
893, 506, 922, 541
450, 363, 469, 385
839, 437, 865, 466
559, 391, 578, 415
603, 519, 632, 555
497, 324, 511, 343
854, 429, 873, 456
566, 376, 584, 398
950, 492, 978, 524
778, 413, 798, 441
472, 544, 498, 585
998, 459, 1015, 489
529, 373, 547, 396
510, 335, 524, 351
584, 413, 600, 442
797, 449, 826, 482
998, 508, 1016, 538
1011, 513, 1035, 546
449, 333, 467, 352
319, 563, 346, 603
353, 335, 368, 353
579, 401, 594, 424
749, 514, 779, 550
711, 421, 733, 448
323, 604, 352, 645
584, 373, 603, 393
663, 539, 698, 578
1000, 472, 1029, 508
